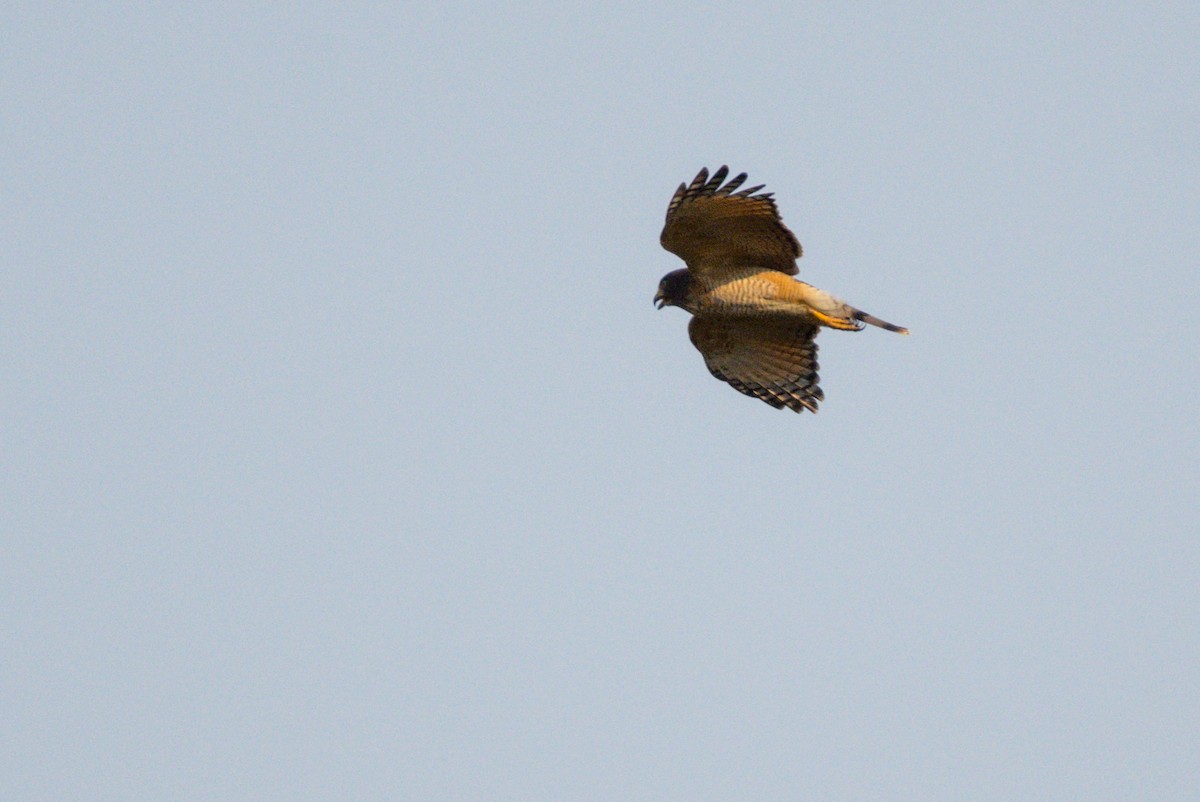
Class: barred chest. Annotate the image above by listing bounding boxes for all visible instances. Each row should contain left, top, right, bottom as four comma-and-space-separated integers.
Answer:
692, 271, 796, 315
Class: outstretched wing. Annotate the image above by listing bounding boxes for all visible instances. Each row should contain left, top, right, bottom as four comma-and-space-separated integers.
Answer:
661, 166, 802, 278
688, 315, 823, 413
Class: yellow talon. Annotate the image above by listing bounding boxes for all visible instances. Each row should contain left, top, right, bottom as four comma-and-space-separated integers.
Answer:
809, 308, 863, 331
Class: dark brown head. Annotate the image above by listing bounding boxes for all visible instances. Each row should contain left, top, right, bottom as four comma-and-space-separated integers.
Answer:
653, 268, 693, 310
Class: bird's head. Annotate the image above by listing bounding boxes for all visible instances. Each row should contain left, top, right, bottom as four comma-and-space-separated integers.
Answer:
654, 268, 692, 310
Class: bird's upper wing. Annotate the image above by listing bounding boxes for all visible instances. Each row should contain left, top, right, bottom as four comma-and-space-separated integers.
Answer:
688, 315, 823, 413
661, 166, 802, 278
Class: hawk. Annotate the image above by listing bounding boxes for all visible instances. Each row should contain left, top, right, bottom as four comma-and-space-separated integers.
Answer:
654, 166, 908, 413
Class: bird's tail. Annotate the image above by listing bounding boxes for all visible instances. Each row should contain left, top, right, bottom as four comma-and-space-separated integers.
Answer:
851, 308, 909, 334
800, 283, 909, 335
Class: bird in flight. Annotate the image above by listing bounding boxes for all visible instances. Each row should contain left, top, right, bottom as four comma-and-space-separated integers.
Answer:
654, 166, 908, 413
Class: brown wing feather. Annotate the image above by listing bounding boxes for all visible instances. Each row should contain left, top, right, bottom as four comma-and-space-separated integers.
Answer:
687, 315, 823, 413
661, 166, 802, 278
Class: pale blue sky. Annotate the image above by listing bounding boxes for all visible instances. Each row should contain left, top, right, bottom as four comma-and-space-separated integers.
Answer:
4, 3, 1199, 800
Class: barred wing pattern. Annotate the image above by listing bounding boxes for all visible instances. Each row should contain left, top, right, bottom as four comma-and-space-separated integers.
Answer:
687, 315, 823, 413
660, 166, 802, 278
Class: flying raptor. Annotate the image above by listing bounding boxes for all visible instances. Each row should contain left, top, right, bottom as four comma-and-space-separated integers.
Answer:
654, 166, 908, 413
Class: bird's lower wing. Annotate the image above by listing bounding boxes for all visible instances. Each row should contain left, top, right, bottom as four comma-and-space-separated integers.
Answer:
687, 315, 823, 413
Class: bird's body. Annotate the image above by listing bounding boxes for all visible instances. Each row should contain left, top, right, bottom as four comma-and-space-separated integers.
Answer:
655, 166, 907, 413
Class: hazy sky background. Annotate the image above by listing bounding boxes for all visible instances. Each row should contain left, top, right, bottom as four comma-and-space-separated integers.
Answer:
4, 3, 1198, 799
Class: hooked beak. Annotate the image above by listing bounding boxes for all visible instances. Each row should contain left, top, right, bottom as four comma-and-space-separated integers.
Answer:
653, 289, 666, 309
